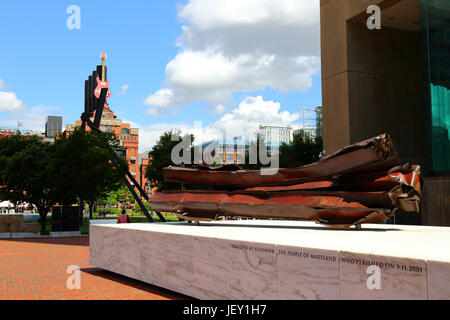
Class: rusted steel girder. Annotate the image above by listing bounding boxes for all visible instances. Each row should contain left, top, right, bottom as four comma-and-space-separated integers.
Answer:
241, 165, 422, 212
163, 134, 400, 188
149, 191, 392, 228
150, 134, 423, 228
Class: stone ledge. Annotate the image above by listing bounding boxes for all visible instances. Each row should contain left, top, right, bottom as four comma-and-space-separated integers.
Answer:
11, 233, 42, 239
50, 231, 82, 238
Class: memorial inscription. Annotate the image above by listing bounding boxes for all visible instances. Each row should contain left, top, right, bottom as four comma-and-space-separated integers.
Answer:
230, 241, 277, 300
277, 245, 340, 300
339, 252, 428, 300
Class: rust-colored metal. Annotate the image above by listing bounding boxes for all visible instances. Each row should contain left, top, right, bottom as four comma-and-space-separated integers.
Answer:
149, 134, 422, 228
163, 134, 400, 188
149, 190, 392, 227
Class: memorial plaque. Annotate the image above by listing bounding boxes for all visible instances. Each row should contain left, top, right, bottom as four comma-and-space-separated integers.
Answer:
428, 260, 450, 300
277, 245, 339, 300
230, 241, 277, 300
193, 237, 231, 300
339, 251, 428, 300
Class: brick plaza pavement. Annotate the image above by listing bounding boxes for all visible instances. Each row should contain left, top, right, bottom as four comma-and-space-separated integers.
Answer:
0, 237, 188, 300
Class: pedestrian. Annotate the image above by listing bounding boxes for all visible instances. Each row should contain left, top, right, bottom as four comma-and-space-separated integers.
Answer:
117, 209, 130, 224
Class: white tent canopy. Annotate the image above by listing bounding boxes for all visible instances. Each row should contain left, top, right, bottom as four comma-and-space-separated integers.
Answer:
0, 201, 15, 208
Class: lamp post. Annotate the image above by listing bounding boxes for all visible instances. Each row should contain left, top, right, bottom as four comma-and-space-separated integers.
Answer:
302, 107, 321, 138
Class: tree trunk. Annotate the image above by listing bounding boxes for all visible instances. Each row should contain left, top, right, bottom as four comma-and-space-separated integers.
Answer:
79, 200, 84, 225
89, 203, 93, 220
37, 207, 49, 235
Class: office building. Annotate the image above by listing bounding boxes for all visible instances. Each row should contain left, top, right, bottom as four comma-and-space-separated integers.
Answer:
45, 116, 62, 139
320, 0, 449, 225
259, 125, 293, 145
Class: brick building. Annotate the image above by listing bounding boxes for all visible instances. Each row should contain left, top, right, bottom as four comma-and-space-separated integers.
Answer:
63, 105, 141, 183
0, 127, 47, 142
138, 152, 158, 199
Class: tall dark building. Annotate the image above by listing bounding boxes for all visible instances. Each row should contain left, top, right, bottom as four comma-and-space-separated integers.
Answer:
320, 0, 449, 225
45, 116, 63, 139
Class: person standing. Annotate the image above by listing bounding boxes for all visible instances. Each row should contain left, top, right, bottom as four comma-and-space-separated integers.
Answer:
117, 209, 130, 224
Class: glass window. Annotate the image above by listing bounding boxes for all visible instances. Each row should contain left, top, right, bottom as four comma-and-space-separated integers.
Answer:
121, 128, 130, 135
422, 0, 450, 171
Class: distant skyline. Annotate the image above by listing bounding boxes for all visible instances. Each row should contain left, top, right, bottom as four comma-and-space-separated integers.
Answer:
0, 0, 322, 152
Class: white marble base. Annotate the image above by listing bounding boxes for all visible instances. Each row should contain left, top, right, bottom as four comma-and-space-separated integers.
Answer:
89, 219, 117, 225
0, 233, 11, 239
50, 231, 81, 238
89, 221, 450, 300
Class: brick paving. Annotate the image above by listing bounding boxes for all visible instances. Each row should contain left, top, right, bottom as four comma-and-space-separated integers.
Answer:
0, 237, 188, 300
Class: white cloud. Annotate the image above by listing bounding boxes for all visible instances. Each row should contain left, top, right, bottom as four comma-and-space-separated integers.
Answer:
135, 96, 299, 151
213, 96, 299, 139
0, 78, 7, 90
208, 104, 227, 115
117, 84, 130, 96
1, 105, 61, 132
144, 0, 320, 113
0, 91, 61, 132
178, 0, 318, 31
146, 106, 180, 117
0, 92, 25, 112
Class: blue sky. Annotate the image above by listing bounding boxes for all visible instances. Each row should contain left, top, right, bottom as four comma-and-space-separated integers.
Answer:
0, 0, 322, 151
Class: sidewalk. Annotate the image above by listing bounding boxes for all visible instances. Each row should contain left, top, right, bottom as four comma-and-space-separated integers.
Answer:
0, 237, 189, 300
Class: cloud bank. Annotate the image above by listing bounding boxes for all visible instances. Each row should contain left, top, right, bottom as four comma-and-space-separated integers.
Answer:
137, 95, 299, 152
144, 0, 320, 114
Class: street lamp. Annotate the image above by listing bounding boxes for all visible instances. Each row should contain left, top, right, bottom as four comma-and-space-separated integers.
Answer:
302, 107, 318, 138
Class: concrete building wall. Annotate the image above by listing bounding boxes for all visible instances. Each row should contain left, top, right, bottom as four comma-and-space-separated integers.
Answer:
320, 0, 427, 171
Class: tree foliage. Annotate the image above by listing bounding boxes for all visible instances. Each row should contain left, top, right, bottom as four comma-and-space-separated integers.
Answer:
53, 129, 128, 217
0, 129, 129, 233
145, 130, 195, 191
109, 184, 135, 205
241, 133, 272, 170
279, 131, 323, 168
0, 135, 59, 233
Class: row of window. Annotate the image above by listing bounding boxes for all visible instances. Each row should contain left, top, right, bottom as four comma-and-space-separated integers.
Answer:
102, 113, 114, 119
100, 126, 134, 136
119, 135, 137, 142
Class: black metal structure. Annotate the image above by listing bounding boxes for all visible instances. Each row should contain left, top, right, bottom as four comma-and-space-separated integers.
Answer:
81, 64, 165, 223
52, 206, 81, 232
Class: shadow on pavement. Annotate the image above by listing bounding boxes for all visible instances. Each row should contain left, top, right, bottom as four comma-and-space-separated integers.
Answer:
81, 267, 192, 300
0, 236, 90, 247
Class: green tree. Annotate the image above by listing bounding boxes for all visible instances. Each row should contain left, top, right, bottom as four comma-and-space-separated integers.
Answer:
241, 133, 271, 170
145, 130, 195, 191
52, 129, 129, 219
110, 184, 135, 206
0, 135, 60, 234
278, 131, 323, 168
